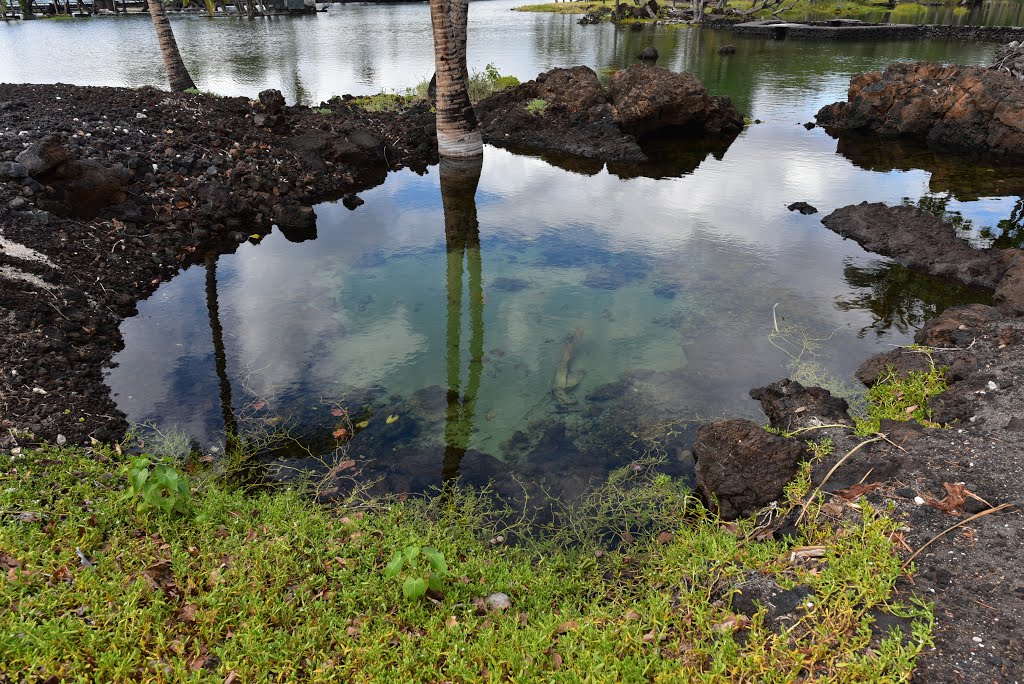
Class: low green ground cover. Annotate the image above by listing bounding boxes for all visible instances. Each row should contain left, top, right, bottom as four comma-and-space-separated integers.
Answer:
1, 423, 931, 681
335, 64, 521, 113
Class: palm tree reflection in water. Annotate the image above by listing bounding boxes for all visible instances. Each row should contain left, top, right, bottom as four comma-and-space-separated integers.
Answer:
440, 157, 484, 483
205, 253, 239, 457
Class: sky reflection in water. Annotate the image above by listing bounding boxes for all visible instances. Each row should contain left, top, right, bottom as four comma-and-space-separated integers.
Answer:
53, 7, 1016, 491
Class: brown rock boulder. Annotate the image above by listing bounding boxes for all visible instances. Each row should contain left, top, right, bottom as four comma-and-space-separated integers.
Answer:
476, 66, 646, 163
534, 66, 608, 115
694, 419, 805, 520
821, 202, 1004, 289
994, 248, 1024, 315
816, 62, 1024, 156
608, 64, 744, 137
914, 303, 1001, 348
749, 379, 853, 432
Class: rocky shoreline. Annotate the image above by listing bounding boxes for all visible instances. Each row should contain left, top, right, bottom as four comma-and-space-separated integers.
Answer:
692, 202, 1024, 682
0, 82, 439, 445
701, 16, 1024, 43
2, 72, 1023, 681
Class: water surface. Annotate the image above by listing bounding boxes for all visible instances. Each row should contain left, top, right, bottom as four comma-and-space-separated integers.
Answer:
8, 4, 1017, 495
0, 0, 1007, 107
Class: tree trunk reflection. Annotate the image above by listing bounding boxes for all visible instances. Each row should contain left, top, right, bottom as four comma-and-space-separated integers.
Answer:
440, 157, 484, 483
205, 253, 239, 456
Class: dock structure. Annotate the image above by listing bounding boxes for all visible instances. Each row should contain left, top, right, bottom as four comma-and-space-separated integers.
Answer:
2, 0, 316, 18
729, 18, 1024, 42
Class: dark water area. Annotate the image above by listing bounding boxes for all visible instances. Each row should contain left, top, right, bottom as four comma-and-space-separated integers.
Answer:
8, 1, 1020, 497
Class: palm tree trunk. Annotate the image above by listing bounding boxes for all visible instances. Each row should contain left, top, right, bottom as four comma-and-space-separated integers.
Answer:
148, 0, 196, 91
428, 0, 482, 159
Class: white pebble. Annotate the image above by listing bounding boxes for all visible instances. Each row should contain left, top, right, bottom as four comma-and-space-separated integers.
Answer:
987, 381, 998, 391
914, 496, 926, 505
973, 636, 983, 643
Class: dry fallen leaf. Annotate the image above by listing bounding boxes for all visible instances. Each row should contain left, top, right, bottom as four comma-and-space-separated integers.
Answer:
332, 428, 348, 440
927, 482, 967, 515
834, 482, 882, 502
331, 408, 345, 417
713, 615, 752, 632
557, 620, 579, 634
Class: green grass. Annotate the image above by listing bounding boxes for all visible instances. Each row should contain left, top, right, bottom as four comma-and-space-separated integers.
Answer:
525, 98, 549, 115
722, 0, 905, 19
339, 64, 521, 113
0, 437, 932, 682
855, 353, 948, 436
513, 0, 612, 13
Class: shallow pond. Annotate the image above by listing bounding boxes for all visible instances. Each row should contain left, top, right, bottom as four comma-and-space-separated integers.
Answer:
9, 3, 1021, 496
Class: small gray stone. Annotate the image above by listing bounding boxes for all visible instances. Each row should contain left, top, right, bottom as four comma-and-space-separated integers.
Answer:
0, 161, 28, 179
9, 197, 28, 210
485, 592, 511, 612
56, 434, 67, 446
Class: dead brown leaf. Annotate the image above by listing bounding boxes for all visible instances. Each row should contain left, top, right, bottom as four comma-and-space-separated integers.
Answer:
927, 482, 967, 515
834, 482, 882, 501
177, 604, 197, 623
720, 521, 740, 536
656, 531, 674, 544
557, 620, 579, 634
331, 408, 345, 417
713, 614, 751, 632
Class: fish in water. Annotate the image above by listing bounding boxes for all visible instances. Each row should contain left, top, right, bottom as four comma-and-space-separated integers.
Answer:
552, 327, 584, 405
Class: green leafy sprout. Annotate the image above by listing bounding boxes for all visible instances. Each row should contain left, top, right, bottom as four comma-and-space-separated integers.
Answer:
384, 544, 449, 600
